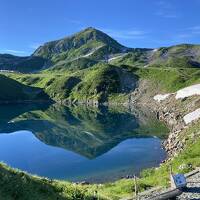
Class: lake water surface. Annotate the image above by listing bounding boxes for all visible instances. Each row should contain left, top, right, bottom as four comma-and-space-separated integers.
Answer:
0, 104, 168, 182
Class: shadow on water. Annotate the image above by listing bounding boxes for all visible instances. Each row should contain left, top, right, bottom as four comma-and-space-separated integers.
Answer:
0, 103, 168, 159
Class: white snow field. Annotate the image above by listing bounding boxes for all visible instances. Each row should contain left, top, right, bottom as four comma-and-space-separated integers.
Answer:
153, 94, 171, 102
176, 84, 200, 99
154, 83, 200, 102
183, 108, 200, 124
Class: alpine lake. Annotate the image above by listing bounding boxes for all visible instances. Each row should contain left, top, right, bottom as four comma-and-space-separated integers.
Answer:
0, 103, 168, 183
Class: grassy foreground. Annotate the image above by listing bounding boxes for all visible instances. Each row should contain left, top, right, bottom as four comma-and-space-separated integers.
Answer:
0, 120, 199, 200
0, 162, 107, 200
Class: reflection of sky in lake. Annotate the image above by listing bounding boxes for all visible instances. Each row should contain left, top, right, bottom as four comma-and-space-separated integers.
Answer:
0, 131, 165, 182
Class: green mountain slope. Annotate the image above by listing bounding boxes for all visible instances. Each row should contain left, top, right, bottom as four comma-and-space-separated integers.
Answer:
148, 44, 200, 68
33, 27, 127, 63
48, 57, 98, 72
0, 74, 49, 102
112, 44, 200, 68
1, 28, 200, 74
5, 64, 200, 104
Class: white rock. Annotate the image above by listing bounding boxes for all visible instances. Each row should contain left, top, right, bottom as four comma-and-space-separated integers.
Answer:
176, 84, 200, 99
153, 94, 171, 102
183, 108, 200, 124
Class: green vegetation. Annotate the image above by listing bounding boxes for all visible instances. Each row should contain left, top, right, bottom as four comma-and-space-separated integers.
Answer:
150, 44, 200, 68
70, 64, 122, 102
0, 74, 49, 101
33, 27, 125, 63
48, 57, 98, 72
110, 50, 149, 67
0, 54, 46, 73
0, 163, 107, 200
4, 63, 132, 103
3, 65, 200, 104
128, 66, 200, 92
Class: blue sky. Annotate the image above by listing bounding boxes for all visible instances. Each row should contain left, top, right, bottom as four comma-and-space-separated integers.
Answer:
0, 0, 200, 56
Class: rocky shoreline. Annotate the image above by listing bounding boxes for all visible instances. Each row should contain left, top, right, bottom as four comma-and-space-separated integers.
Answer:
120, 81, 200, 161
150, 95, 200, 160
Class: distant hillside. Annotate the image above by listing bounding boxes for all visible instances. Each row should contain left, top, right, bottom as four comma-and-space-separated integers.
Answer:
0, 74, 49, 102
148, 44, 200, 68
0, 54, 47, 73
111, 44, 200, 68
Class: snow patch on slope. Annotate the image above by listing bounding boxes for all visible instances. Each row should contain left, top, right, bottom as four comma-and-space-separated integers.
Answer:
108, 53, 128, 62
82, 45, 104, 58
176, 84, 200, 99
154, 83, 200, 103
183, 108, 200, 124
153, 48, 158, 52
153, 94, 171, 102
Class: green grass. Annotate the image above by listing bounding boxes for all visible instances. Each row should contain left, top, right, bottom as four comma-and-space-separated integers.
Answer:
132, 67, 200, 92
2, 64, 200, 104
0, 74, 49, 101
110, 51, 148, 68
151, 44, 200, 66
0, 163, 108, 200
6, 63, 122, 103
48, 57, 98, 72
108, 93, 129, 104
70, 64, 122, 102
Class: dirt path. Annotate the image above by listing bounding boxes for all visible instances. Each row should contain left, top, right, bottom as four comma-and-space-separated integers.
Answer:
177, 171, 200, 200
126, 169, 200, 200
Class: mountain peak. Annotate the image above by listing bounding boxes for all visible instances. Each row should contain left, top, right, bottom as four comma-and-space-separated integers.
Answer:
83, 27, 98, 31
33, 27, 125, 60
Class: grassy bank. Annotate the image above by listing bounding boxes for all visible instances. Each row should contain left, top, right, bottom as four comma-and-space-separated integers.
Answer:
0, 162, 108, 200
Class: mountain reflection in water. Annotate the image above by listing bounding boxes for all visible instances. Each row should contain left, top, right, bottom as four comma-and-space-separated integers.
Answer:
0, 103, 168, 182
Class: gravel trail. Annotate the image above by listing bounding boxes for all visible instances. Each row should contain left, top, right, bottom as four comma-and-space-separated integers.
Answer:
177, 171, 200, 200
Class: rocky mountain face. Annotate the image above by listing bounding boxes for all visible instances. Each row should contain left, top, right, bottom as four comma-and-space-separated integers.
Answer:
148, 44, 200, 68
